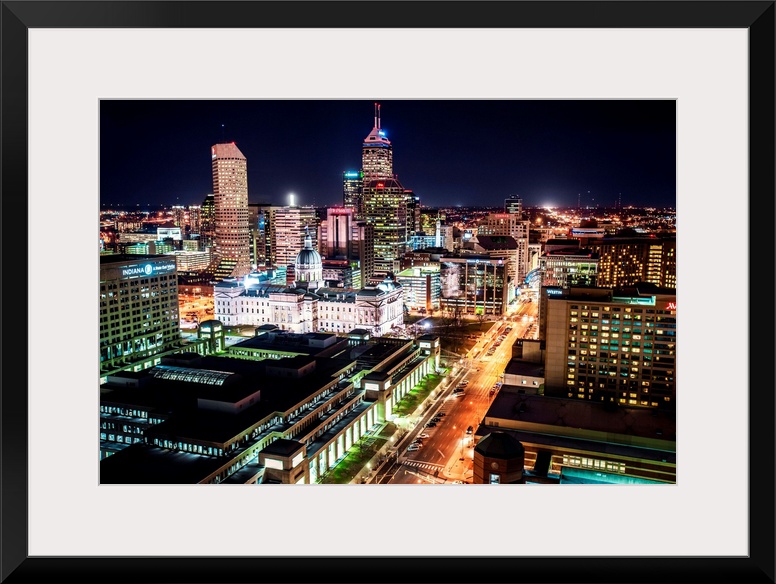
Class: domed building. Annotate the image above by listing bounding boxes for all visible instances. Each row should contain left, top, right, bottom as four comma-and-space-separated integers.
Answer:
472, 431, 525, 484
214, 234, 405, 336
294, 232, 324, 290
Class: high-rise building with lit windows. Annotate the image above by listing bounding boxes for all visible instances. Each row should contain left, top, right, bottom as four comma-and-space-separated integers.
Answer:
505, 194, 523, 215
343, 170, 364, 219
541, 283, 676, 410
362, 178, 408, 276
248, 202, 273, 270
361, 103, 393, 182
198, 194, 215, 249
270, 205, 319, 269
478, 212, 531, 283
99, 254, 181, 379
212, 142, 251, 278
586, 236, 676, 289
188, 205, 201, 237
319, 207, 353, 259
360, 104, 411, 276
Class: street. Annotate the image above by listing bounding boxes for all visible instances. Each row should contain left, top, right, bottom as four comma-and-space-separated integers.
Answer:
375, 300, 538, 484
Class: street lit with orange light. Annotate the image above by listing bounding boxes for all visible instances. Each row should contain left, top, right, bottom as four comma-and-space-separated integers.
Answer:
373, 300, 538, 484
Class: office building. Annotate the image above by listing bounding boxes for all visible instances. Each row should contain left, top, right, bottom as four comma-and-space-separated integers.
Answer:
477, 212, 531, 283
321, 259, 361, 289
212, 142, 251, 278
587, 236, 677, 289
541, 283, 676, 410
248, 202, 272, 270
317, 207, 374, 287
188, 204, 201, 237
171, 206, 187, 230
540, 247, 600, 289
504, 194, 523, 215
439, 256, 509, 316
395, 265, 441, 312
352, 221, 375, 284
468, 235, 520, 303
167, 250, 212, 272
342, 170, 364, 219
99, 254, 181, 380
198, 194, 215, 249
360, 104, 411, 277
362, 178, 409, 276
99, 331, 440, 482
361, 103, 393, 182
319, 206, 353, 259
270, 205, 319, 269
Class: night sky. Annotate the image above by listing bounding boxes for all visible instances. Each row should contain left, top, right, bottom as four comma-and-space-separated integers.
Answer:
100, 99, 676, 210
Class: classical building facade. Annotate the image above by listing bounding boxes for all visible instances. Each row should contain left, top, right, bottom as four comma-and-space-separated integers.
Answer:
214, 234, 404, 336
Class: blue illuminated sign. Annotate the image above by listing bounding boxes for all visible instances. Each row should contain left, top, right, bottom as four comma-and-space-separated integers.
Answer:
121, 261, 176, 279
344, 171, 360, 178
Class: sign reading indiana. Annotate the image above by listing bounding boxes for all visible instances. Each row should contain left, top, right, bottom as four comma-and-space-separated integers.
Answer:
121, 261, 176, 278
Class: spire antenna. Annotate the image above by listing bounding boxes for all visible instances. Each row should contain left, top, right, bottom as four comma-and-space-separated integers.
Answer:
377, 103, 381, 129
374, 102, 378, 129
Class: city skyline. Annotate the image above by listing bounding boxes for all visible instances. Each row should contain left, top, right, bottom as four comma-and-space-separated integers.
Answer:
100, 99, 676, 210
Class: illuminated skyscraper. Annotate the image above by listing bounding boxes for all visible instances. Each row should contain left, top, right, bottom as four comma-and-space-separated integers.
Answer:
319, 207, 353, 259
505, 194, 523, 215
212, 142, 251, 278
362, 178, 408, 276
271, 205, 319, 269
361, 103, 393, 181
478, 212, 531, 283
343, 170, 364, 219
361, 103, 409, 276
198, 193, 215, 249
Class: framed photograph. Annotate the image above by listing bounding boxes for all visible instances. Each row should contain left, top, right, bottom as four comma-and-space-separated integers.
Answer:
3, 1, 773, 583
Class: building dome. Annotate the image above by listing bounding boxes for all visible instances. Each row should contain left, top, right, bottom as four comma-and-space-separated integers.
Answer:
294, 231, 323, 290
474, 431, 525, 459
295, 233, 322, 268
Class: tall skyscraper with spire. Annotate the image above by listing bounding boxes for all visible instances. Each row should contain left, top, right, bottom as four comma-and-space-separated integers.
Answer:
361, 103, 394, 181
212, 142, 251, 278
360, 103, 410, 278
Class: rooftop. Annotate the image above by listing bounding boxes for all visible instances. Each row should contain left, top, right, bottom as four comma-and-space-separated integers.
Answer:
100, 444, 233, 484
473, 235, 518, 250
504, 359, 544, 378
486, 392, 676, 444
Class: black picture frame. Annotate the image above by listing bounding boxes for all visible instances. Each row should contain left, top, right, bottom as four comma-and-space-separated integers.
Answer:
2, 2, 773, 583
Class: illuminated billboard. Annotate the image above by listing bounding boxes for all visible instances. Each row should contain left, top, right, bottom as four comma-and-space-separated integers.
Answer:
120, 260, 177, 280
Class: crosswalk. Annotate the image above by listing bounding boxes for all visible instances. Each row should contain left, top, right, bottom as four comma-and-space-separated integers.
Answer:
404, 460, 445, 473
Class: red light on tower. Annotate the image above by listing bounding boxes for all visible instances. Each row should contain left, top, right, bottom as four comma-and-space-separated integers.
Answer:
377, 182, 384, 188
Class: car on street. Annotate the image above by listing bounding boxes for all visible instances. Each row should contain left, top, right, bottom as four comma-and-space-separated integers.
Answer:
407, 444, 421, 452
425, 421, 437, 427
418, 433, 430, 439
